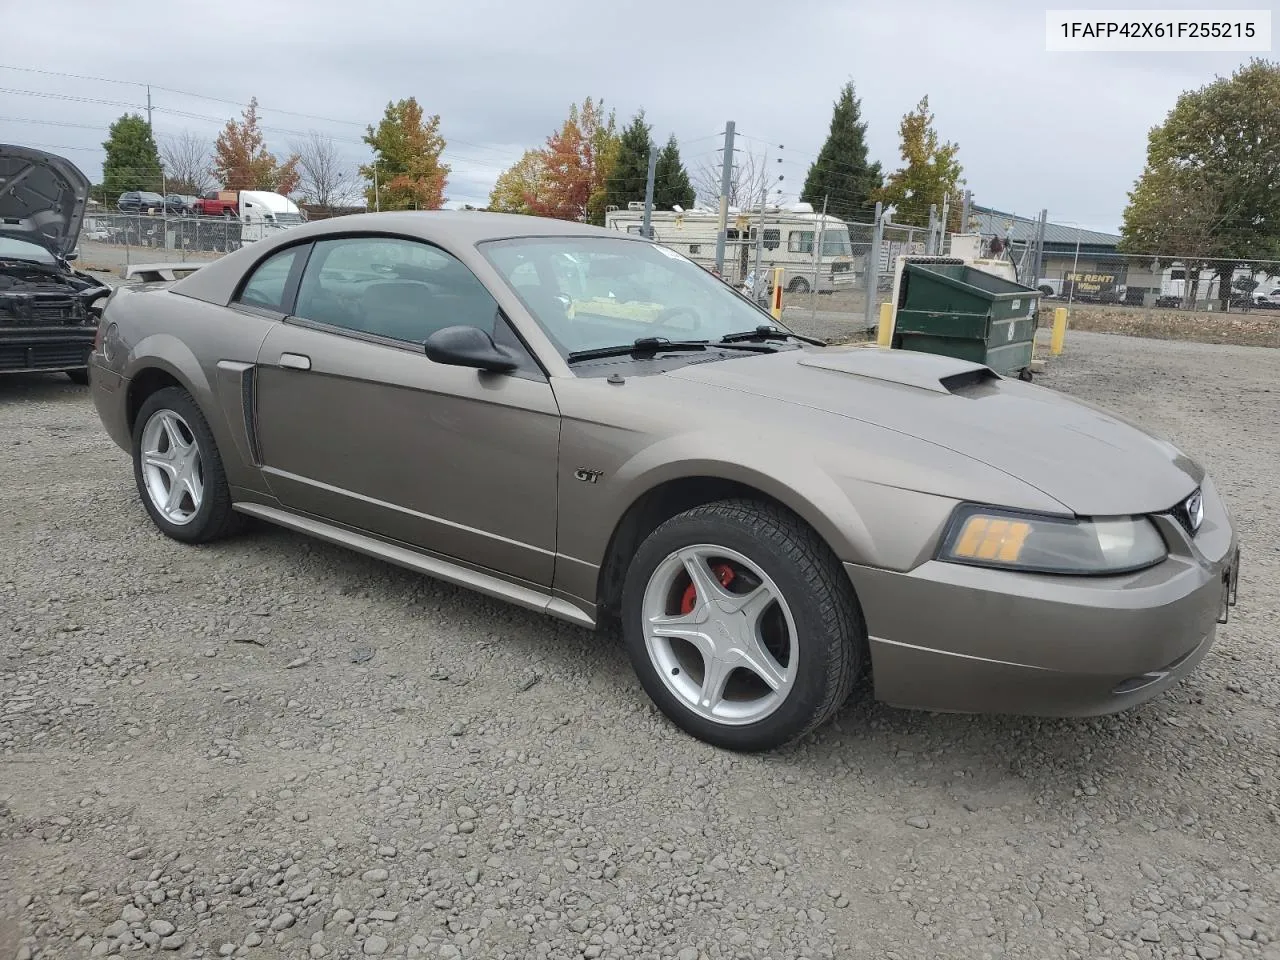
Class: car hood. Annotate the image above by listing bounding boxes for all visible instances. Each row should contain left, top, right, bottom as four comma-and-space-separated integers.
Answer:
0, 144, 91, 259
664, 346, 1202, 516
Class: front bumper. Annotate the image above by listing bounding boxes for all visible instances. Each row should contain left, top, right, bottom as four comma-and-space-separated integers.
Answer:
0, 330, 95, 374
845, 490, 1238, 717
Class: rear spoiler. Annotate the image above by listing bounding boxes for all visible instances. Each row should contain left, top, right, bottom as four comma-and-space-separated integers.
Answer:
122, 262, 206, 283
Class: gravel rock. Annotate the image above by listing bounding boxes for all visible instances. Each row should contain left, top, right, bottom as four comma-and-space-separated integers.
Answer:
1, 330, 1278, 960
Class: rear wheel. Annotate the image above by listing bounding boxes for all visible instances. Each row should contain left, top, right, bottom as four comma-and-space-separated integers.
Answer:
787, 277, 810, 294
66, 369, 89, 385
131, 386, 242, 544
621, 499, 863, 751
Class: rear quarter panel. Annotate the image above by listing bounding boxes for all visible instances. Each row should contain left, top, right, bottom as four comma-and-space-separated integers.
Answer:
104, 286, 276, 492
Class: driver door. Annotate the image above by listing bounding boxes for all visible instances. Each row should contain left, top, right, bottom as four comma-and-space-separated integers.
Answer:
250, 235, 560, 588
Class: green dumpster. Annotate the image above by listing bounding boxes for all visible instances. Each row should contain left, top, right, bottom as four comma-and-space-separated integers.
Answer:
891, 260, 1040, 379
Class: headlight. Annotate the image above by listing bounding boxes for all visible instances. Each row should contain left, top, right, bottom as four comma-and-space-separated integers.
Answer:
938, 505, 1167, 575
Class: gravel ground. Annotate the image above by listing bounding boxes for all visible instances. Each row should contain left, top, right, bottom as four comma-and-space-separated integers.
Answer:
2, 330, 1278, 960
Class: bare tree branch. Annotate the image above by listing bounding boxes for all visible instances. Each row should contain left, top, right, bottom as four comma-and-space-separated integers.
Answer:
159, 131, 214, 196
290, 131, 354, 211
691, 149, 772, 210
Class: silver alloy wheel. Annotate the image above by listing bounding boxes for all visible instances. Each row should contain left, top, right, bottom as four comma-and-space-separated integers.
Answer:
139, 409, 204, 526
641, 544, 799, 726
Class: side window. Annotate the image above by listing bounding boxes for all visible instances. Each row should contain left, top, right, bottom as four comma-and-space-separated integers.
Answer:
787, 231, 814, 254
236, 246, 301, 312
763, 229, 780, 250
293, 236, 502, 344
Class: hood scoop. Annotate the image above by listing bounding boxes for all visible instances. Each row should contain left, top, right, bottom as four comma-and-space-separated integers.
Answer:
797, 348, 999, 395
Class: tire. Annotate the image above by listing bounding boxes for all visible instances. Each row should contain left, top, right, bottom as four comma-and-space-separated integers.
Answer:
65, 369, 89, 385
131, 386, 242, 544
787, 277, 810, 294
1018, 368, 1034, 382
620, 498, 863, 751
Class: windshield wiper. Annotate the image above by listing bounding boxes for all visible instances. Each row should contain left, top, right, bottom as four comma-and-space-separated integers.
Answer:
719, 324, 826, 347
566, 336, 773, 364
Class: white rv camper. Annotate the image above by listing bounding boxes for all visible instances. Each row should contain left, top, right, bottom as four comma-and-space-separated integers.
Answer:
603, 202, 857, 294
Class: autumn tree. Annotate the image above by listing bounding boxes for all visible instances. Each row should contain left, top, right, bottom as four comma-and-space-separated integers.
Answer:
801, 82, 882, 222
360, 97, 450, 211
213, 97, 300, 193
605, 110, 653, 213
873, 95, 964, 229
290, 131, 354, 211
159, 131, 214, 196
526, 97, 619, 225
102, 113, 162, 198
653, 134, 695, 211
1120, 58, 1280, 308
488, 149, 546, 214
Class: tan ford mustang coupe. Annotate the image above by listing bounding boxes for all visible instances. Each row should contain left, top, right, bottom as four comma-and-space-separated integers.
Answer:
87, 211, 1239, 751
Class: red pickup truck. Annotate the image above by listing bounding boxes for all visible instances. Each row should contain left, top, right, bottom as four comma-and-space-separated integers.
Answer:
191, 190, 240, 217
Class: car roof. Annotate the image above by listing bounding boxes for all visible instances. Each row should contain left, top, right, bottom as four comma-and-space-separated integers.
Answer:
170, 210, 632, 306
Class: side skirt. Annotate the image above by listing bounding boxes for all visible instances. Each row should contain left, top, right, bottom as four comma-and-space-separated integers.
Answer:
232, 502, 597, 630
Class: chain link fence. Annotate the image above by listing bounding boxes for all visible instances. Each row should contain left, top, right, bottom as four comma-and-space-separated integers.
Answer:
83, 213, 251, 257
1028, 253, 1280, 313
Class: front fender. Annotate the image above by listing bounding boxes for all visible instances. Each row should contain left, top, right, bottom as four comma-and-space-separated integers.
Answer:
609, 430, 879, 565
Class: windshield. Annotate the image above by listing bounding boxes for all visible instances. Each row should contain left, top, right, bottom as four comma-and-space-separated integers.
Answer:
821, 229, 852, 257
0, 237, 56, 265
481, 236, 789, 357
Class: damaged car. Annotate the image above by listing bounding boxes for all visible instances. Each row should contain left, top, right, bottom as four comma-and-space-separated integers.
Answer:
86, 212, 1239, 752
1, 144, 110, 384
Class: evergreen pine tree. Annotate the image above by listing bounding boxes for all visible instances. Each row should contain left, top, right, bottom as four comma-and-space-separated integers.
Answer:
653, 134, 695, 211
800, 82, 882, 222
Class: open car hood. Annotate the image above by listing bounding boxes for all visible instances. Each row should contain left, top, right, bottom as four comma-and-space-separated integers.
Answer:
0, 144, 91, 259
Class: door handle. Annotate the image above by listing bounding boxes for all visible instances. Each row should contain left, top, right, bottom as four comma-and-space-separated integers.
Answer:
279, 352, 311, 371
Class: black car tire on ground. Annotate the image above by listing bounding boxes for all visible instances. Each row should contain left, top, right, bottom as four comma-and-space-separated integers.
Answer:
130, 386, 243, 544
65, 369, 89, 385
621, 498, 864, 752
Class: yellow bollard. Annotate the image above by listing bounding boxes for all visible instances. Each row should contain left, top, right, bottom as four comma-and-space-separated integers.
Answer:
877, 302, 894, 347
1051, 307, 1068, 356
770, 267, 784, 320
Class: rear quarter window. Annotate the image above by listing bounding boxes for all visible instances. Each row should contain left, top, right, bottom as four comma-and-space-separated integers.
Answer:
236, 247, 302, 312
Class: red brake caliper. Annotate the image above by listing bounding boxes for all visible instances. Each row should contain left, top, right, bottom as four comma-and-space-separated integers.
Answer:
679, 563, 735, 615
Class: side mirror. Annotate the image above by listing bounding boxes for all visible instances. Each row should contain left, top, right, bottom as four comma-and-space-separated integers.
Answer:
65, 249, 79, 261
424, 325, 518, 373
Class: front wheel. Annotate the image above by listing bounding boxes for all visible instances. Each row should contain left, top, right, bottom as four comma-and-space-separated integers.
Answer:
621, 499, 864, 751
787, 277, 810, 294
66, 369, 89, 385
131, 386, 242, 544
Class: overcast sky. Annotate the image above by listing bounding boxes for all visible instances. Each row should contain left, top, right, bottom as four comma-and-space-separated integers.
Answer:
1, 0, 1266, 232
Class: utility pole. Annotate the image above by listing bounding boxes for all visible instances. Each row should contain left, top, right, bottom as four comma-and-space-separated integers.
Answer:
939, 193, 951, 251
960, 189, 972, 235
146, 85, 153, 132
713, 121, 735, 276
641, 145, 657, 239
926, 204, 938, 255
1032, 209, 1048, 290
372, 159, 380, 212
750, 147, 769, 301
809, 194, 827, 315
865, 200, 884, 332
